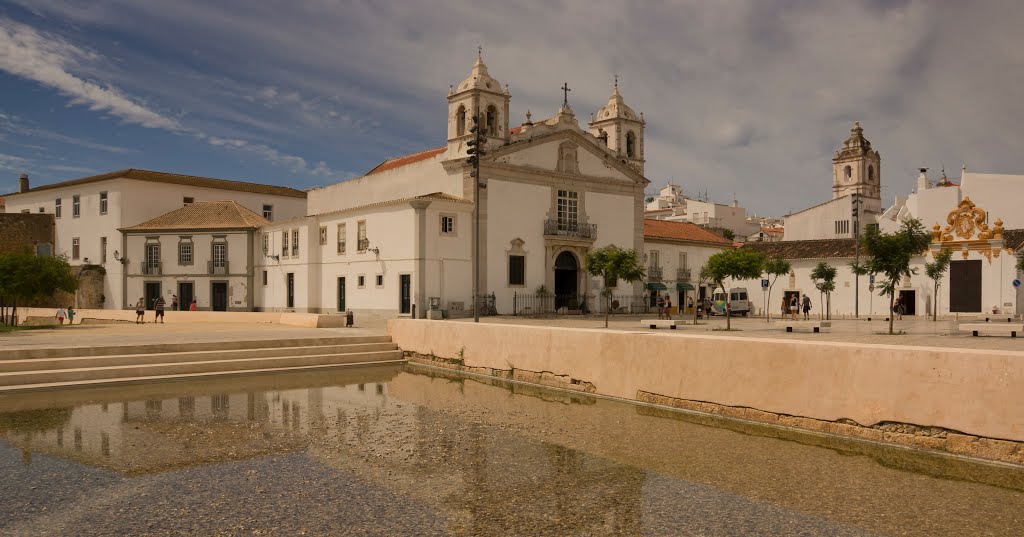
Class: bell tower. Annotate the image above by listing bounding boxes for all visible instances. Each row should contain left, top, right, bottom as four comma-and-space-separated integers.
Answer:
588, 77, 645, 175
447, 50, 510, 158
832, 121, 881, 211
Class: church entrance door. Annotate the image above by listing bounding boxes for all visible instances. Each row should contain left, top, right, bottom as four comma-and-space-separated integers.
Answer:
554, 251, 579, 310
949, 260, 982, 312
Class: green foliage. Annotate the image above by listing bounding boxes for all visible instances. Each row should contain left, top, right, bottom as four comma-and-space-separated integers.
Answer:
535, 284, 550, 297
1016, 250, 1024, 273
585, 246, 646, 327
810, 262, 837, 320
703, 248, 766, 329
0, 250, 79, 303
924, 249, 954, 321
762, 256, 791, 322
858, 218, 932, 333
707, 227, 735, 241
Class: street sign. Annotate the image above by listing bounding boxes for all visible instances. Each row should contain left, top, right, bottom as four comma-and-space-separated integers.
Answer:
869, 274, 875, 284
761, 279, 769, 289
868, 284, 875, 292
1014, 279, 1021, 288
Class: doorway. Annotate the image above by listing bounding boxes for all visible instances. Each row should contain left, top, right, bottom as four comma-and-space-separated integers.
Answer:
286, 273, 295, 309
399, 274, 411, 315
211, 282, 228, 312
178, 282, 194, 311
949, 260, 982, 312
554, 251, 578, 310
898, 290, 916, 316
337, 277, 346, 312
144, 282, 161, 310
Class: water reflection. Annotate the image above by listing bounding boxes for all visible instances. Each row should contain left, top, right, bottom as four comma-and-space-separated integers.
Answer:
0, 364, 1022, 536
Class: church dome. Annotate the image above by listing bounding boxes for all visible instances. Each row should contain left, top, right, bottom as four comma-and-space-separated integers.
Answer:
455, 54, 503, 93
594, 83, 639, 121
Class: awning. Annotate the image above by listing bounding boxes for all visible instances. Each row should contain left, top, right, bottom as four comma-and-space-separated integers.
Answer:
645, 282, 668, 291
676, 282, 695, 292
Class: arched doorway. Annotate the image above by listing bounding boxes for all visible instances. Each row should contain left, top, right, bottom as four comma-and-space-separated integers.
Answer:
554, 251, 578, 310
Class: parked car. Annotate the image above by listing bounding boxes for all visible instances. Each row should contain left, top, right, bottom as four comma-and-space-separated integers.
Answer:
710, 287, 751, 316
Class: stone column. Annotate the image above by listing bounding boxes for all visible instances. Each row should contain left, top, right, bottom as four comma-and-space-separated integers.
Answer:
410, 199, 432, 318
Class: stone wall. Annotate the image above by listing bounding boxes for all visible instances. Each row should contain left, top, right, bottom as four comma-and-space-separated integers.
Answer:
0, 213, 55, 255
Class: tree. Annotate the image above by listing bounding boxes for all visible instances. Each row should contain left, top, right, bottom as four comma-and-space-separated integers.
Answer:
858, 218, 932, 334
703, 248, 766, 330
0, 250, 79, 326
1017, 250, 1024, 273
585, 246, 645, 328
762, 256, 791, 322
810, 262, 837, 320
924, 249, 953, 321
693, 265, 711, 326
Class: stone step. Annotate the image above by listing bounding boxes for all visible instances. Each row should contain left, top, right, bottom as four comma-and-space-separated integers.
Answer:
0, 342, 398, 373
0, 335, 392, 361
0, 358, 404, 394
0, 350, 404, 387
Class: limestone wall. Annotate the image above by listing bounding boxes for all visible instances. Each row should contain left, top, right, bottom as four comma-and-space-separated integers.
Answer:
387, 320, 1024, 450
16, 307, 343, 328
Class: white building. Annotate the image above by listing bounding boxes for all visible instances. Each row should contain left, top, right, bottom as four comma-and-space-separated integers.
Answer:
644, 183, 760, 240
1, 169, 307, 309
256, 54, 650, 318
642, 219, 735, 312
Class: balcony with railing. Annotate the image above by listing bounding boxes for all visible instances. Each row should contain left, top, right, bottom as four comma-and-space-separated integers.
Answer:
676, 267, 691, 281
647, 265, 663, 281
140, 261, 161, 275
543, 219, 597, 241
208, 260, 230, 275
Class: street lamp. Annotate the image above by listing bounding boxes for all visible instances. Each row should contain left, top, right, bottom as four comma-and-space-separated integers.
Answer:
852, 192, 863, 318
467, 112, 487, 322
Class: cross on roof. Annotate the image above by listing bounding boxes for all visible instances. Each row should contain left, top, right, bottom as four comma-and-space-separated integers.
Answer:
561, 82, 571, 106
477, 45, 482, 58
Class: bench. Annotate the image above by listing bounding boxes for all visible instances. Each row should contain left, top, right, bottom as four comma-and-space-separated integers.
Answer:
959, 323, 1023, 338
642, 319, 678, 329
965, 315, 1017, 323
776, 320, 831, 333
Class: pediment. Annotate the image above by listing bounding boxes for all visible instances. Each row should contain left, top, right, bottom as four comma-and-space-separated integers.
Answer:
485, 130, 647, 186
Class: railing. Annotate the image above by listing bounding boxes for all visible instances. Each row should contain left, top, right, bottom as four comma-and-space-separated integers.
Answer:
648, 266, 663, 280
513, 293, 593, 316
598, 294, 652, 315
676, 268, 691, 281
140, 261, 161, 275
543, 219, 597, 240
357, 238, 370, 252
208, 260, 229, 275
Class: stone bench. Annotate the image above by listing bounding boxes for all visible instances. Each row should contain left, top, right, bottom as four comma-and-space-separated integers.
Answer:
642, 319, 678, 330
964, 315, 1017, 323
776, 320, 831, 333
959, 323, 1023, 338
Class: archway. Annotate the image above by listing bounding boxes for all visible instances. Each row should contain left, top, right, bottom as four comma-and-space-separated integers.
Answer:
554, 251, 579, 310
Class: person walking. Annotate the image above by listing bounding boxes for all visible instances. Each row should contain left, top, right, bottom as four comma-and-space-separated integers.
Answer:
789, 294, 799, 320
893, 296, 903, 320
656, 294, 666, 320
801, 294, 811, 320
780, 296, 788, 319
154, 295, 166, 324
189, 299, 197, 312
66, 306, 75, 325
135, 297, 146, 324
171, 294, 179, 311
665, 296, 673, 320
55, 306, 66, 325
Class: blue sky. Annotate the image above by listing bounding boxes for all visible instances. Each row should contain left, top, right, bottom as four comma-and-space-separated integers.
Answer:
2, 0, 1023, 215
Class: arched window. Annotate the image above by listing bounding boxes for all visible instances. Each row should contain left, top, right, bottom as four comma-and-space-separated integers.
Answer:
456, 105, 466, 137
626, 131, 636, 158
868, 165, 874, 182
597, 129, 608, 147
844, 165, 852, 181
486, 105, 498, 137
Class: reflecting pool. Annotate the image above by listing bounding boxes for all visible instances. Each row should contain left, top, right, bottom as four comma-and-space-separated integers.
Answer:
1, 364, 1022, 536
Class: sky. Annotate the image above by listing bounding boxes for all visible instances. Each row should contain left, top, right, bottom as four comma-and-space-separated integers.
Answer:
1, 0, 1023, 215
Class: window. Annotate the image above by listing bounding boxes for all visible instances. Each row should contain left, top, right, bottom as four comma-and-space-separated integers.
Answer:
55, 198, 61, 218
508, 255, 525, 286
183, 197, 194, 206
101, 237, 107, 264
679, 251, 688, 270
357, 275, 366, 288
36, 243, 52, 256
357, 221, 367, 252
179, 240, 193, 265
375, 274, 384, 287
834, 220, 850, 235
868, 165, 875, 182
291, 229, 299, 257
99, 191, 108, 214
146, 243, 160, 271
456, 105, 466, 137
649, 250, 660, 268
262, 270, 268, 286
440, 215, 455, 235
556, 190, 578, 227
263, 204, 273, 221
262, 234, 269, 255
38, 207, 44, 213
212, 242, 227, 268
281, 230, 289, 257
626, 131, 637, 158
319, 226, 327, 245
486, 105, 498, 137
337, 223, 346, 254
844, 166, 852, 181
72, 237, 80, 260
72, 195, 80, 217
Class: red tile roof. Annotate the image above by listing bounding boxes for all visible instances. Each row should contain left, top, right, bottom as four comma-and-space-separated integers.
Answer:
643, 219, 734, 246
365, 146, 446, 176
760, 226, 784, 235
0, 195, 5, 208
7, 169, 307, 198
122, 201, 270, 231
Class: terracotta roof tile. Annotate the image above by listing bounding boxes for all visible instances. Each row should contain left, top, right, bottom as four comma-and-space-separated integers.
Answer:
365, 146, 446, 176
742, 238, 858, 259
0, 195, 5, 208
643, 219, 734, 246
122, 201, 270, 231
10, 169, 307, 198
1003, 229, 1024, 251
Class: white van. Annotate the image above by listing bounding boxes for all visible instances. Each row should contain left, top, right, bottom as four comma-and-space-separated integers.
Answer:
710, 287, 751, 316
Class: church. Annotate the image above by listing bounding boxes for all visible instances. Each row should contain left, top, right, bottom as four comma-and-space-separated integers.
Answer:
254, 53, 651, 318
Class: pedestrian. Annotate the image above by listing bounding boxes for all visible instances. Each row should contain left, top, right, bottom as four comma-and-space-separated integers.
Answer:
780, 296, 788, 319
55, 306, 66, 325
135, 297, 146, 324
66, 306, 75, 325
656, 294, 666, 320
687, 296, 694, 313
665, 296, 673, 320
189, 298, 197, 311
171, 294, 179, 311
802, 294, 811, 320
893, 297, 903, 320
789, 294, 799, 320
154, 295, 166, 324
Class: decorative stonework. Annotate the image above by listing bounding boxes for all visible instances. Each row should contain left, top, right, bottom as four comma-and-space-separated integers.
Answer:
930, 197, 1004, 262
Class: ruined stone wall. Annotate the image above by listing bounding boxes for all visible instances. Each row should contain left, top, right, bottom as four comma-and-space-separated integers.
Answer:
0, 213, 55, 255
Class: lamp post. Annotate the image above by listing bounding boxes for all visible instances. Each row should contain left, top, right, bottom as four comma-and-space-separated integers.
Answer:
467, 112, 487, 322
852, 192, 863, 318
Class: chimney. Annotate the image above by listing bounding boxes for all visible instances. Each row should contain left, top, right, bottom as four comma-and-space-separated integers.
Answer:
18, 173, 29, 193
916, 168, 929, 192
